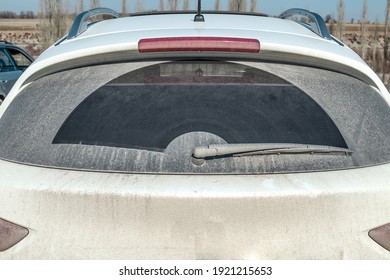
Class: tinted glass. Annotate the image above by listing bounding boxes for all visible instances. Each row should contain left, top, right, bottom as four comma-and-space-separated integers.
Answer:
7, 48, 32, 68
0, 49, 15, 72
53, 63, 346, 151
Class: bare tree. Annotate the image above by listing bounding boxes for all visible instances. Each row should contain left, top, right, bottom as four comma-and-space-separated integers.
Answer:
0, 11, 17, 18
229, 0, 247, 12
90, 0, 100, 9
39, 0, 69, 50
122, 0, 128, 16
325, 14, 335, 35
360, 0, 367, 60
159, 0, 165, 11
77, 0, 84, 13
136, 0, 144, 12
384, 0, 390, 82
183, 0, 190, 10
214, 0, 221, 10
373, 19, 379, 74
337, 0, 345, 39
168, 0, 179, 11
250, 0, 257, 12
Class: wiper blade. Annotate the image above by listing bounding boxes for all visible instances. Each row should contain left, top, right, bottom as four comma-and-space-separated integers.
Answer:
193, 143, 352, 159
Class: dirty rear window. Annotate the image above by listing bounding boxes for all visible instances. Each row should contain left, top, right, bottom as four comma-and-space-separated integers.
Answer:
0, 61, 389, 174
53, 62, 346, 152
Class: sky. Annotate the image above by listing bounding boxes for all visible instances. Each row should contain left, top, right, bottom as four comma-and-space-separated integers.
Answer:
0, 0, 388, 22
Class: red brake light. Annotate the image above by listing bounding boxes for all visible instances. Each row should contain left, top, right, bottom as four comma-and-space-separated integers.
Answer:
138, 37, 260, 54
368, 223, 390, 252
0, 218, 29, 252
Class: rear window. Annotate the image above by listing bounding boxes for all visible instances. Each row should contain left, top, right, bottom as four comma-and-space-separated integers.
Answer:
0, 61, 389, 174
53, 63, 346, 151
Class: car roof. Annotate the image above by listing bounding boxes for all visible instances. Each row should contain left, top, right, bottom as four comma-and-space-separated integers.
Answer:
0, 41, 19, 49
0, 40, 13, 45
0, 40, 34, 59
0, 41, 23, 48
74, 13, 320, 39
1, 8, 389, 115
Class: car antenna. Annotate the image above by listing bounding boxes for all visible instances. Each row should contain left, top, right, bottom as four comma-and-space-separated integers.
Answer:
194, 0, 205, 22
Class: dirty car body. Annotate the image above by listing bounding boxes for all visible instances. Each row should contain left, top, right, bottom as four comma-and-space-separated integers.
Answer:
0, 7, 390, 259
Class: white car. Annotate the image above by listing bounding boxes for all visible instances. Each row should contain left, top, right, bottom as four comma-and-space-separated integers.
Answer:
0, 6, 390, 259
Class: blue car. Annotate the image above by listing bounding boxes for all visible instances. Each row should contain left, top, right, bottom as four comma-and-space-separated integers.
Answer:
0, 41, 34, 105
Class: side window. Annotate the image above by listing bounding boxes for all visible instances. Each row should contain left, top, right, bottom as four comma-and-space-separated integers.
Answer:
0, 49, 15, 72
7, 48, 32, 70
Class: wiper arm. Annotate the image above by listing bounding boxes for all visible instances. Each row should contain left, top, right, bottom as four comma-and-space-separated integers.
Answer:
193, 143, 352, 159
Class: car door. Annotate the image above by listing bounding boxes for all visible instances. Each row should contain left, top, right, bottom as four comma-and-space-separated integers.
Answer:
0, 47, 33, 97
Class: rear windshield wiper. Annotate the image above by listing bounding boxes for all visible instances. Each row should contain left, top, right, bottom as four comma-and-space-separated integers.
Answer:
192, 143, 352, 159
